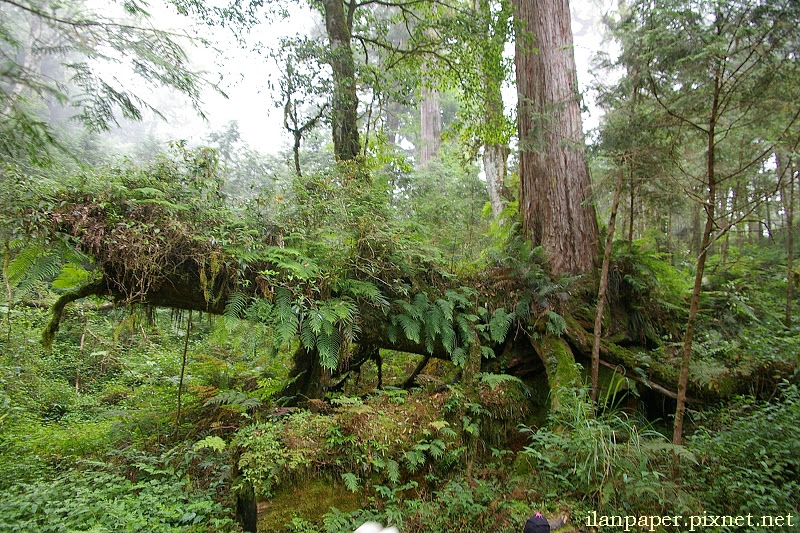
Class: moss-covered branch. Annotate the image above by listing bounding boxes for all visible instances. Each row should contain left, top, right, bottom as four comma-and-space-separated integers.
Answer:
42, 279, 108, 349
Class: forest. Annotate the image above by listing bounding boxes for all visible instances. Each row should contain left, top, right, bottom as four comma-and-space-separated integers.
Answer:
0, 0, 798, 531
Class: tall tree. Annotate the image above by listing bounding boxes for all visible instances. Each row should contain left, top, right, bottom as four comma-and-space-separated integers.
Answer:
512, 0, 598, 275
418, 83, 442, 166
320, 0, 361, 160
474, 0, 512, 218
608, 0, 800, 448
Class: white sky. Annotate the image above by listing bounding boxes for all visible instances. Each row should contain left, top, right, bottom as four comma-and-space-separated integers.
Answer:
134, 0, 617, 155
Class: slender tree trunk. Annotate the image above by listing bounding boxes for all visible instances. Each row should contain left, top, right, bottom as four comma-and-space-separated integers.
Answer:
692, 201, 704, 253
175, 309, 192, 431
321, 0, 360, 161
591, 168, 624, 401
673, 74, 720, 451
628, 174, 635, 250
765, 193, 772, 240
786, 164, 794, 328
513, 0, 598, 275
3, 240, 12, 351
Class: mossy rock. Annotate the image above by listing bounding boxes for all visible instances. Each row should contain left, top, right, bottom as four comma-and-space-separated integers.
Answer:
256, 479, 362, 532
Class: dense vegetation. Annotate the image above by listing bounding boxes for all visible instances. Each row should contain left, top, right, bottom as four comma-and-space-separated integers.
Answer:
1, 0, 798, 532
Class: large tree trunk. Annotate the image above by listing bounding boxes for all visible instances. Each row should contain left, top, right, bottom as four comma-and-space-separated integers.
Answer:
321, 0, 360, 161
475, 0, 510, 218
513, 0, 598, 275
418, 86, 442, 166
483, 144, 507, 217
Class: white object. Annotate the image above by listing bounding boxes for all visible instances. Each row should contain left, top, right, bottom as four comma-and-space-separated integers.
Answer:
353, 522, 399, 533
353, 523, 384, 533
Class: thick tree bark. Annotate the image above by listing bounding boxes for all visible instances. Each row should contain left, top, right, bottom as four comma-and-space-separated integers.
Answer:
321, 0, 360, 161
513, 0, 598, 275
483, 143, 507, 218
418, 86, 441, 167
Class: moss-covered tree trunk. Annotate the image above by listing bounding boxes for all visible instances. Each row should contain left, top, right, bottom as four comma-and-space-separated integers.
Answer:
279, 346, 329, 405
531, 335, 580, 412
321, 0, 360, 161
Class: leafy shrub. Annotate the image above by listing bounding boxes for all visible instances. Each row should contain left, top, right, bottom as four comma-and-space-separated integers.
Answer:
519, 390, 691, 515
686, 383, 800, 524
0, 461, 236, 532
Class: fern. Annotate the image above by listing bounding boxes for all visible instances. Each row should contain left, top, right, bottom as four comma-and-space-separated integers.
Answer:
7, 242, 93, 296
435, 298, 454, 322
386, 459, 400, 484
261, 246, 319, 281
546, 311, 567, 336
334, 279, 389, 307
300, 319, 316, 350
440, 324, 456, 353
51, 262, 90, 290
317, 329, 341, 370
395, 314, 421, 344
488, 307, 515, 343
224, 291, 250, 320
455, 314, 474, 346
451, 347, 467, 367
204, 390, 262, 412
341, 472, 360, 492
477, 372, 526, 391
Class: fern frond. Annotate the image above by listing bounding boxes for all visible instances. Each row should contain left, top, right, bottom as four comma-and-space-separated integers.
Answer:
477, 372, 525, 390
10, 245, 64, 295
396, 314, 421, 344
341, 472, 360, 492
274, 288, 299, 345
489, 308, 515, 343
546, 311, 567, 336
300, 319, 316, 350
334, 279, 389, 307
386, 459, 400, 484
317, 329, 341, 370
224, 291, 250, 320
435, 298, 454, 323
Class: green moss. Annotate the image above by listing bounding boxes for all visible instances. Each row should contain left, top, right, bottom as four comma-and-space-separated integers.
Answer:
256, 479, 362, 532
532, 335, 580, 412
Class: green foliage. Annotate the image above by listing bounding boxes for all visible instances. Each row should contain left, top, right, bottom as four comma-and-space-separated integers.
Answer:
520, 392, 692, 515
686, 383, 800, 522
606, 241, 689, 343
4, 241, 94, 298
0, 0, 213, 165
0, 460, 236, 532
389, 288, 519, 365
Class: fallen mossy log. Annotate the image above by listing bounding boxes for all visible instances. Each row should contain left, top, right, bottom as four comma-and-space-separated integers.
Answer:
563, 314, 792, 402
41, 194, 788, 406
